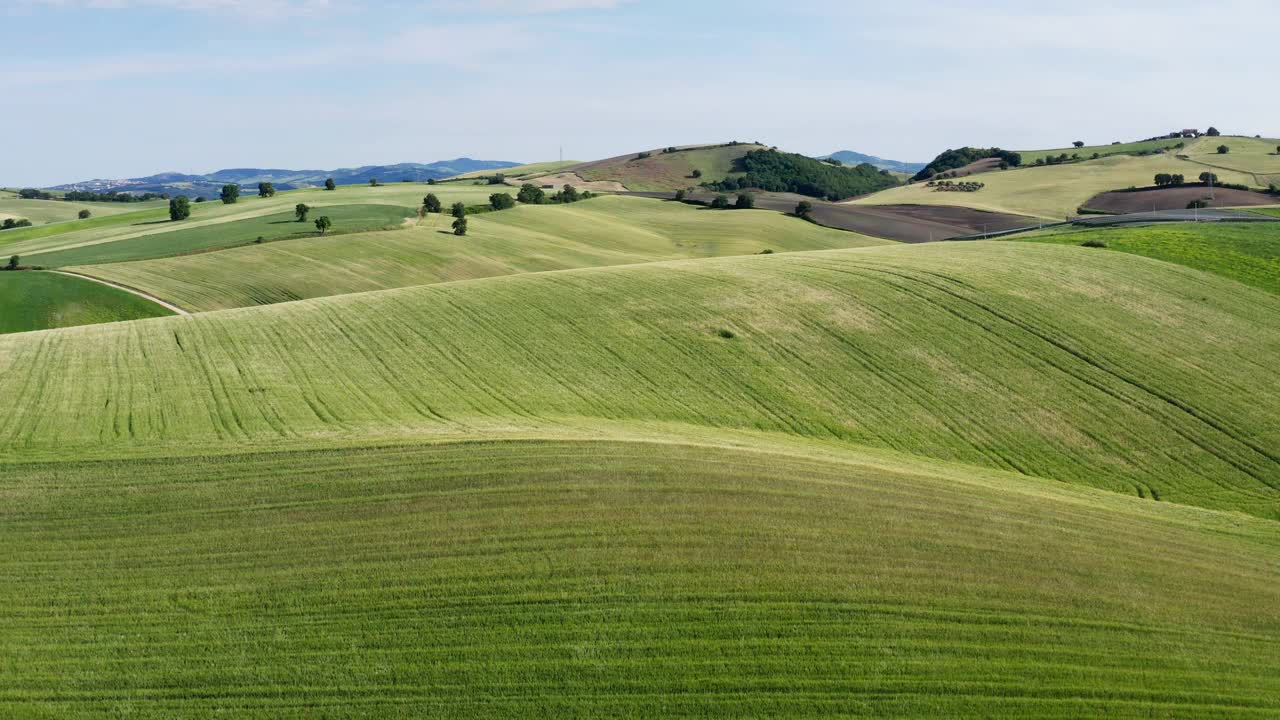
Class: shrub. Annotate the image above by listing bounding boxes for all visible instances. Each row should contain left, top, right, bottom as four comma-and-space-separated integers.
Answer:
735, 193, 755, 209
715, 328, 735, 339
674, 189, 686, 201
795, 200, 812, 218
710, 194, 730, 209
489, 192, 515, 211
452, 217, 467, 236
255, 236, 265, 244
757, 248, 774, 254
1217, 145, 1230, 154
517, 184, 545, 204
78, 209, 91, 220
691, 169, 703, 179
195, 197, 206, 203
635, 152, 651, 160
1081, 239, 1107, 248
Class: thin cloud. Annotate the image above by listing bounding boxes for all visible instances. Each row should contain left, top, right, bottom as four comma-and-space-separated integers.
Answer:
17, 0, 340, 17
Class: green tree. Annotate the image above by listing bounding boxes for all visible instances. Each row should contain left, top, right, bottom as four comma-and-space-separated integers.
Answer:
7, 255, 18, 270
258, 182, 276, 197
691, 169, 703, 179
1217, 145, 1230, 154
560, 184, 580, 203
1199, 172, 1219, 184
169, 195, 191, 221
369, 178, 380, 187
1073, 141, 1085, 148
78, 209, 91, 220
195, 197, 206, 203
674, 189, 686, 201
489, 192, 516, 210
423, 194, 442, 213
1206, 127, 1221, 136
324, 178, 336, 191
314, 216, 332, 234
295, 203, 310, 222
450, 202, 467, 219
711, 194, 730, 209
452, 217, 468, 236
795, 200, 813, 218
220, 184, 240, 204
735, 193, 755, 209
427, 178, 437, 185
517, 184, 546, 204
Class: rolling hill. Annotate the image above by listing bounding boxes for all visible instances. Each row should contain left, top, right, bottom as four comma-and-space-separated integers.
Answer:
517, 143, 769, 192
819, 150, 926, 173
0, 270, 173, 333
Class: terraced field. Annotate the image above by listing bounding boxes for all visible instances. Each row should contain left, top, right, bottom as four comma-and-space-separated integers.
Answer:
66, 195, 887, 310
0, 270, 173, 333
3, 436, 1278, 718
855, 154, 1257, 219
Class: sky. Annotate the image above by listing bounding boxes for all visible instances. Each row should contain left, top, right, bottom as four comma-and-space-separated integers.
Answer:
2, 0, 1277, 186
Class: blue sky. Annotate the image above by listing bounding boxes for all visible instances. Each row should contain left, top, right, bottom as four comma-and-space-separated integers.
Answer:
2, 0, 1276, 185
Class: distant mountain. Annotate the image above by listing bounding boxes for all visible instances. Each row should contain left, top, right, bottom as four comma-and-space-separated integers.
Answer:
818, 151, 926, 174
49, 158, 521, 197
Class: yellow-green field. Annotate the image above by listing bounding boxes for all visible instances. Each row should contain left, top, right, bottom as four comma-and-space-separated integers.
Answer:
1181, 135, 1280, 186
1017, 137, 1186, 165
67, 195, 888, 310
0, 196, 167, 224
853, 154, 1257, 219
450, 160, 580, 180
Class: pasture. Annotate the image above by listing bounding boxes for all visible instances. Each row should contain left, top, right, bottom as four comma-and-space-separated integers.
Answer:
2, 242, 1278, 519
0, 196, 167, 225
1181, 135, 1280, 186
854, 154, 1257, 219
1017, 137, 1185, 165
67, 195, 888, 310
0, 270, 172, 333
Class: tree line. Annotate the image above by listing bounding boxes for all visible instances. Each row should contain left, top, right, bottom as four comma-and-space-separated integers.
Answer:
911, 147, 1023, 181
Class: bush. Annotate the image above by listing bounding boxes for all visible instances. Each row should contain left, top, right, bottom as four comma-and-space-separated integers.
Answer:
691, 169, 703, 179
715, 327, 735, 339
1217, 145, 1230, 154
489, 192, 515, 211
674, 189, 686, 201
710, 194, 730, 209
517, 184, 545, 204
1081, 238, 1107, 248
795, 200, 812, 218
735, 193, 755, 209
635, 152, 651, 160
452, 217, 468, 236
1187, 199, 1210, 209
757, 248, 774, 254
78, 209, 91, 220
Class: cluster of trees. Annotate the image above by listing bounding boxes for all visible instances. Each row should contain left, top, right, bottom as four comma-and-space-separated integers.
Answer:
912, 147, 1022, 181
1035, 152, 1080, 166
927, 180, 985, 192
16, 188, 54, 200
1, 218, 33, 230
708, 193, 756, 209
1153, 173, 1187, 186
62, 190, 167, 202
704, 149, 898, 201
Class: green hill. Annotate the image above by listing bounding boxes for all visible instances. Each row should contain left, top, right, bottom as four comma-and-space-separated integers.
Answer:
64, 195, 888, 311
545, 143, 767, 192
0, 270, 173, 334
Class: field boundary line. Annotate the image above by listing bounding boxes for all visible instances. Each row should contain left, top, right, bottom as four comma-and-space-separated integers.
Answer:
47, 270, 190, 315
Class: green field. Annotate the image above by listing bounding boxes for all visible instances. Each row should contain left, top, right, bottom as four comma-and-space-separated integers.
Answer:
1019, 222, 1280, 295
0, 196, 167, 225
2, 435, 1277, 718
1017, 137, 1186, 165
1181, 135, 1280, 186
67, 196, 888, 310
26, 203, 416, 267
450, 160, 580, 180
854, 154, 1258, 219
0, 271, 172, 333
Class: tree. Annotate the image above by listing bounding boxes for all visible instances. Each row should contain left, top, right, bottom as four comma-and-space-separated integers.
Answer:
710, 194, 730, 209
1072, 141, 1085, 148
795, 200, 813, 218
169, 195, 191, 221
560, 184, 580, 203
691, 169, 703, 179
324, 178, 336, 191
450, 202, 467, 219
674, 189, 686, 201
78, 209, 91, 220
490, 192, 515, 210
423, 193, 442, 213
1154, 173, 1171, 186
427, 178, 437, 185
735, 193, 755, 209
314, 216, 332, 235
517, 184, 545, 204
7, 255, 18, 270
258, 182, 276, 198
295, 203, 310, 222
1199, 171, 1219, 184
452, 217, 468, 236
487, 174, 506, 186
1206, 127, 1221, 137
195, 197, 206, 203
1217, 145, 1230, 154
220, 184, 240, 204
369, 178, 380, 187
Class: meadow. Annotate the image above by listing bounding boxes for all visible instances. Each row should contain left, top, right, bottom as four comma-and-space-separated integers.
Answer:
1181, 135, 1280, 186
66, 196, 888, 310
853, 154, 1258, 219
1016, 137, 1186, 165
0, 196, 167, 225
2, 242, 1277, 519
1, 436, 1277, 718
0, 270, 172, 333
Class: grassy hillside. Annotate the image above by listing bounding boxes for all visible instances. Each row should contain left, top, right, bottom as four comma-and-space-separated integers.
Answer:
854, 154, 1257, 219
2, 435, 1277, 718
3, 242, 1278, 518
1181, 135, 1280, 186
0, 183, 496, 266
564, 144, 767, 192
27, 204, 416, 267
0, 196, 167, 225
1018, 222, 1280, 295
68, 196, 888, 310
0, 271, 173, 333
1018, 137, 1186, 165
450, 160, 579, 180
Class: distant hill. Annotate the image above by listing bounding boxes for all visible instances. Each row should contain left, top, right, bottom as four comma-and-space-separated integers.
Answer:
820, 150, 926, 174
49, 158, 521, 197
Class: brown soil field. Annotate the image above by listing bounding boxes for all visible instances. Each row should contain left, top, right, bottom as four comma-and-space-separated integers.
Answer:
1083, 186, 1279, 214
621, 191, 1034, 243
515, 172, 628, 193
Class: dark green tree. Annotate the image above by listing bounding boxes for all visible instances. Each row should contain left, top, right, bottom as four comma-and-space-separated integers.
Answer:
295, 203, 310, 222
735, 193, 755, 209
1199, 171, 1219, 184
1206, 127, 1221, 136
560, 184, 580, 203
195, 196, 206, 203
1072, 141, 1085, 148
452, 217, 468, 236
489, 192, 516, 210
691, 169, 703, 179
169, 195, 191, 221
517, 183, 546, 204
7, 255, 18, 270
258, 182, 276, 197
314, 216, 332, 234
711, 194, 730, 209
78, 209, 91, 219
423, 194, 442, 213
369, 178, 380, 187
450, 202, 467, 219
1217, 145, 1230, 154
795, 200, 813, 218
220, 184, 240, 204
324, 178, 336, 191
674, 189, 686, 201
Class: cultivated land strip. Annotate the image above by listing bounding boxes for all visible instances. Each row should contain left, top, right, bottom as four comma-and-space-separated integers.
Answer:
50, 270, 189, 315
